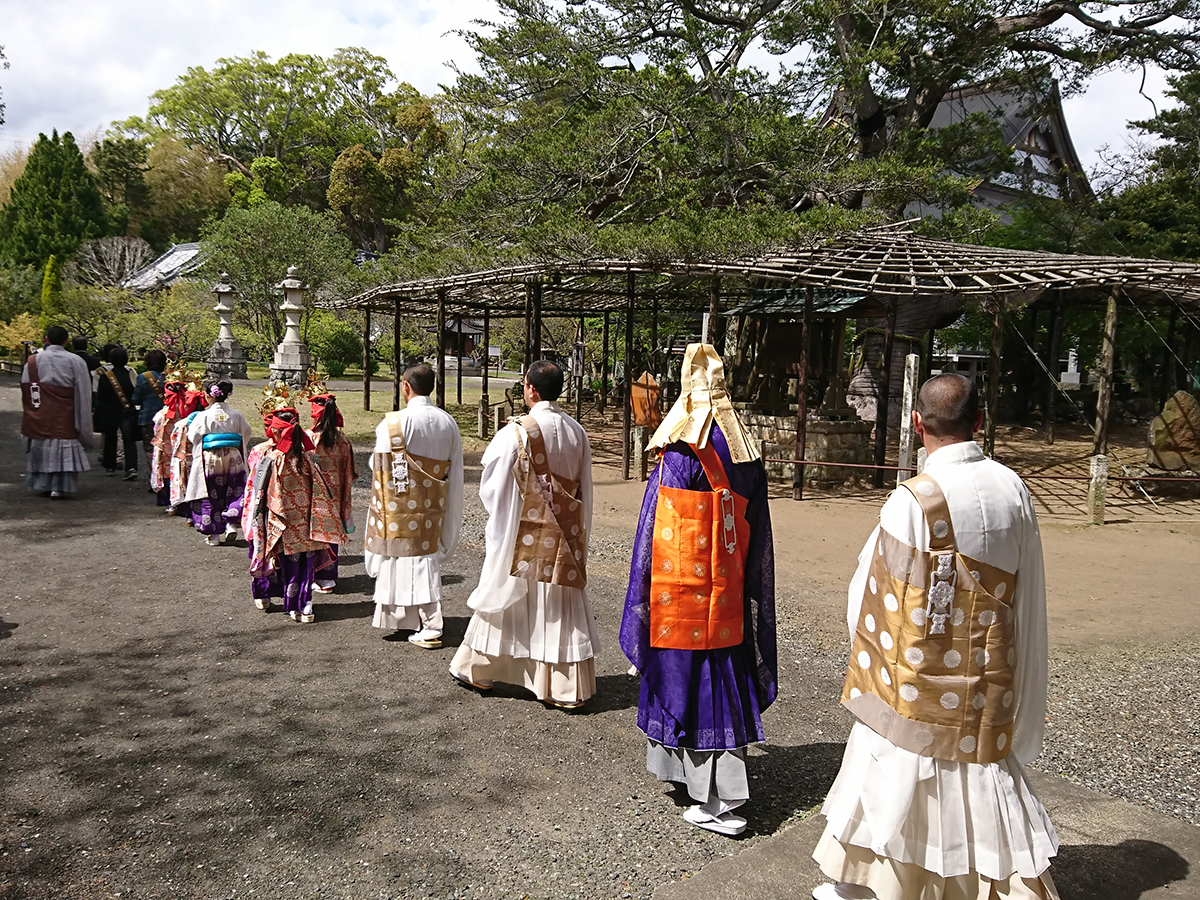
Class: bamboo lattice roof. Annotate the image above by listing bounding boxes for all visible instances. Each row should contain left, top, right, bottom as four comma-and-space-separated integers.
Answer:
322, 227, 1200, 318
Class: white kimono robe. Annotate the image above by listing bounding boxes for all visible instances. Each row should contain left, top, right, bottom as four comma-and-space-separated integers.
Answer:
452, 400, 601, 703
183, 401, 253, 503
816, 440, 1058, 894
365, 395, 464, 633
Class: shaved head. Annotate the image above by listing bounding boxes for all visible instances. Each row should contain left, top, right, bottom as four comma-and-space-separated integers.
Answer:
916, 373, 979, 441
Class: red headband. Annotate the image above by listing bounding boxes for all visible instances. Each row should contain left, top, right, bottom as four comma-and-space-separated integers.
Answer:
166, 386, 208, 419
309, 394, 343, 428
267, 412, 313, 454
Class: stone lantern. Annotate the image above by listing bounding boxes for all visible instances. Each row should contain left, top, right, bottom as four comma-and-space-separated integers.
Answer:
268, 265, 312, 386
206, 273, 248, 379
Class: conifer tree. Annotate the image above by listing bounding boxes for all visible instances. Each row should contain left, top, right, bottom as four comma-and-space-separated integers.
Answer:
0, 131, 109, 269
39, 255, 62, 329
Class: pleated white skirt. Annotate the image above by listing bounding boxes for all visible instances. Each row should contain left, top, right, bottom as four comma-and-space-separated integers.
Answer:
462, 583, 600, 664
819, 722, 1059, 882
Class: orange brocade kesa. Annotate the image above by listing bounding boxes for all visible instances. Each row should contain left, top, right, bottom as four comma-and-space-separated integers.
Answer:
649, 442, 750, 650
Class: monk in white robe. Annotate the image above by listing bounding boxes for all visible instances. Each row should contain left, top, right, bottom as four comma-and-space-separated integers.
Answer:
365, 364, 464, 648
450, 359, 600, 709
812, 373, 1057, 900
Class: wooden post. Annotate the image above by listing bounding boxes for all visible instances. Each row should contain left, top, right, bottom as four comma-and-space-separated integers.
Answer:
362, 306, 372, 411
623, 273, 635, 481
792, 286, 813, 501
1044, 298, 1062, 444
532, 282, 543, 362
709, 277, 725, 355
1093, 288, 1119, 457
600, 311, 610, 414
829, 315, 848, 409
480, 306, 491, 437
456, 314, 463, 406
575, 316, 584, 422
436, 289, 447, 410
523, 283, 533, 373
985, 304, 1004, 458
871, 303, 897, 488
392, 299, 402, 411
897, 353, 921, 480
651, 295, 659, 372
923, 327, 936, 384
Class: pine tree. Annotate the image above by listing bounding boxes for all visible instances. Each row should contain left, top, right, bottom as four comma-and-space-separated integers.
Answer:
0, 131, 109, 269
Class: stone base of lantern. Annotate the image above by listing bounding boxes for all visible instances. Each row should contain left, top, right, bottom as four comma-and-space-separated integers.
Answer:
269, 342, 311, 387
206, 339, 248, 380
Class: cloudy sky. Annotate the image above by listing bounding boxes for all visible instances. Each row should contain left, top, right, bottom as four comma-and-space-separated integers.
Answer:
0, 0, 1172, 175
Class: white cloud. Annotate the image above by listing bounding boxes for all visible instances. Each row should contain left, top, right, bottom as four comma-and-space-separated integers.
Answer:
0, 0, 1180, 177
0, 0, 494, 146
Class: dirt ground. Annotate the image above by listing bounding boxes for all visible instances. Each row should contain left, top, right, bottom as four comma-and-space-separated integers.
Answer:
1, 380, 1197, 900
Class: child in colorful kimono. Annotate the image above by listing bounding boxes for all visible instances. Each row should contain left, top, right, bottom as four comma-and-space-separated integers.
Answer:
247, 410, 346, 622
243, 406, 288, 611
185, 379, 253, 546
305, 393, 358, 593
151, 381, 206, 508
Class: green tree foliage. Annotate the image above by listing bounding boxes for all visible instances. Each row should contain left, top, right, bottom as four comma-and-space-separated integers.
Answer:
126, 49, 442, 212
0, 264, 42, 322
141, 135, 229, 247
39, 255, 62, 327
1100, 72, 1200, 262
88, 136, 151, 236
225, 156, 288, 208
0, 132, 110, 269
199, 200, 352, 345
308, 314, 364, 377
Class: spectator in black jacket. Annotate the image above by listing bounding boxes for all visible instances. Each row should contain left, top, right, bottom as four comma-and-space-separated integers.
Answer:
95, 345, 140, 480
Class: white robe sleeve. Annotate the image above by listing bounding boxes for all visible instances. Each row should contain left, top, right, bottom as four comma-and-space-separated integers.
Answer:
439, 424, 464, 561
1010, 486, 1049, 765
465, 424, 528, 614
846, 524, 882, 642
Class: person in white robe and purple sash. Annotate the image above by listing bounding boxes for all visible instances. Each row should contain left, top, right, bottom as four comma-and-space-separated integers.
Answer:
811, 372, 1058, 900
365, 364, 464, 649
450, 359, 598, 709
20, 325, 94, 497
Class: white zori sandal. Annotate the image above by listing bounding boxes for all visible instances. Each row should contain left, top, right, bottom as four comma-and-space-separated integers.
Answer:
682, 805, 747, 836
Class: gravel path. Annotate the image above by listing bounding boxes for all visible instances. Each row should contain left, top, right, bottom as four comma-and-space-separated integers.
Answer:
1, 386, 1197, 900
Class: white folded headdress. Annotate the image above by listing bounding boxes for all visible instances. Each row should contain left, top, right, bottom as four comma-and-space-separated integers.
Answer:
647, 343, 759, 464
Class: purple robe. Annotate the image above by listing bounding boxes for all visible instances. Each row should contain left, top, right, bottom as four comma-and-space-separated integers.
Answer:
620, 425, 777, 751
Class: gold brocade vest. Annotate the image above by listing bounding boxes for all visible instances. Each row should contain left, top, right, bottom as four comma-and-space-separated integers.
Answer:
509, 416, 587, 587
365, 412, 451, 558
841, 473, 1019, 764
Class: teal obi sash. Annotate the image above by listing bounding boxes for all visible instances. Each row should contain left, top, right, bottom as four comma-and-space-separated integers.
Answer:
202, 433, 243, 450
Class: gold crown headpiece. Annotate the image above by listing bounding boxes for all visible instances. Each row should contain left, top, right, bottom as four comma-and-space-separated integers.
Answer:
165, 363, 203, 392
260, 381, 298, 418
303, 368, 328, 400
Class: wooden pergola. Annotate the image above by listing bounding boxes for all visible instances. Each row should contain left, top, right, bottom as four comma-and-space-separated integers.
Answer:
322, 226, 1200, 494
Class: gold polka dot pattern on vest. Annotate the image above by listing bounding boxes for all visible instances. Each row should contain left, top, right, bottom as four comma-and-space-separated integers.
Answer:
508, 416, 588, 587
840, 473, 1019, 765
365, 414, 451, 558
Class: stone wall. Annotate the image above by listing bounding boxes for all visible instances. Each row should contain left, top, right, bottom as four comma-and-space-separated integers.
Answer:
740, 411, 873, 486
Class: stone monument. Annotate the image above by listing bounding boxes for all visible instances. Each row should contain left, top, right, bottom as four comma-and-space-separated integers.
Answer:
268, 266, 312, 386
206, 273, 248, 379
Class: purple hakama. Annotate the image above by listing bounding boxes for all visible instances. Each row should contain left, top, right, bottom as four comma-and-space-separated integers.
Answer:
191, 447, 248, 536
